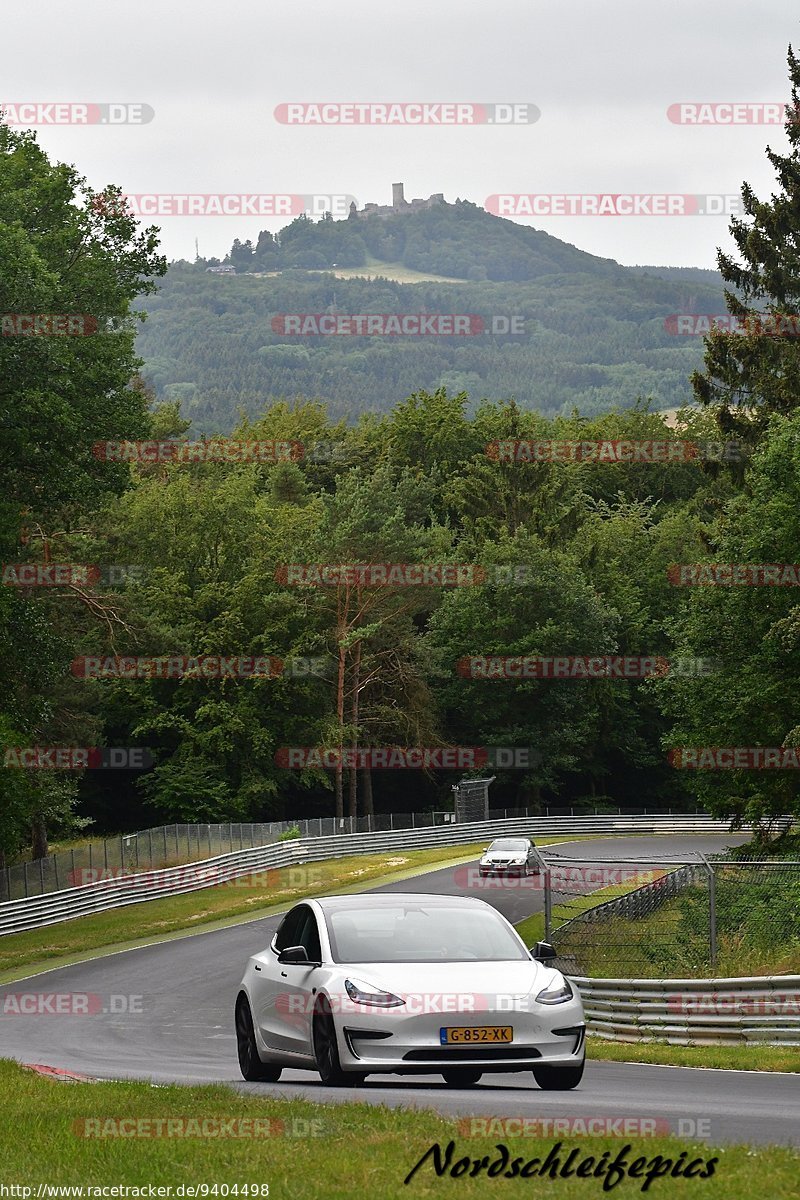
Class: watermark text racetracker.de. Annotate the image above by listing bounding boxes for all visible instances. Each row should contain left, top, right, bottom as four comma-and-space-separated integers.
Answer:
453, 863, 666, 892
456, 1116, 714, 1140
92, 440, 303, 464
664, 312, 800, 337
669, 747, 800, 770
90, 194, 357, 218
271, 314, 524, 336
275, 563, 545, 587
486, 439, 745, 463
485, 194, 743, 217
73, 1116, 323, 1139
2, 564, 145, 588
3, 747, 152, 770
0, 102, 154, 125
275, 746, 538, 770
666, 101, 796, 124
70, 656, 328, 680
274, 102, 540, 125
1, 992, 143, 1016
668, 563, 800, 586
456, 655, 716, 680
65, 865, 325, 890
1, 314, 98, 336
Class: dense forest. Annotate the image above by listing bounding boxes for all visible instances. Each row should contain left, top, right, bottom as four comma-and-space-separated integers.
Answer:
136, 262, 725, 434
4, 41, 800, 862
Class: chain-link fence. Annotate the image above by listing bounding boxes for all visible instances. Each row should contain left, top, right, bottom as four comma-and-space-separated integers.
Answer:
547, 853, 800, 978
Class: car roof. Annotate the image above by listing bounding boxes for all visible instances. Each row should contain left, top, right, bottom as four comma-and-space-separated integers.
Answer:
310, 892, 493, 914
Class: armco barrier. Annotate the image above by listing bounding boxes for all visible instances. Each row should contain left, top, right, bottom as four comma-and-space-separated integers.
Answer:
572, 974, 800, 1045
0, 814, 742, 936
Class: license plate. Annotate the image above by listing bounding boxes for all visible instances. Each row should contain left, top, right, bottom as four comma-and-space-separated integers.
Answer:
440, 1026, 513, 1045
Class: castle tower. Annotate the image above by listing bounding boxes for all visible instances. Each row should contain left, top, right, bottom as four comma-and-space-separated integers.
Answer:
392, 182, 405, 209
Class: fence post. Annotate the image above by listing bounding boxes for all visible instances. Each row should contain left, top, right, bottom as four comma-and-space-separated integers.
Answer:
708, 863, 717, 969
544, 868, 552, 942
698, 854, 717, 970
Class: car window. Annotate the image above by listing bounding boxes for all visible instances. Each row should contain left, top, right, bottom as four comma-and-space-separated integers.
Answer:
296, 907, 322, 962
326, 903, 529, 964
274, 905, 305, 951
275, 905, 322, 961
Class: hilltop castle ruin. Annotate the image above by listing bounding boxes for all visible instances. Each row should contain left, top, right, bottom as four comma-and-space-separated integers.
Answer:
350, 182, 446, 219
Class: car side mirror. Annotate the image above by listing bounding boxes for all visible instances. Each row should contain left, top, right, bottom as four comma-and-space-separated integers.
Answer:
530, 941, 557, 961
277, 945, 312, 965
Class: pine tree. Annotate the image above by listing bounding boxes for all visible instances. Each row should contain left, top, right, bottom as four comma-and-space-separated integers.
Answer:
692, 46, 800, 442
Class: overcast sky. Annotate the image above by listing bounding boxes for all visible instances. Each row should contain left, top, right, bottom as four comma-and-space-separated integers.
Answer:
3, 1, 798, 268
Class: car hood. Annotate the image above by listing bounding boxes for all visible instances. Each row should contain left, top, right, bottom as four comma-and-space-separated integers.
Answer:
333, 958, 556, 1001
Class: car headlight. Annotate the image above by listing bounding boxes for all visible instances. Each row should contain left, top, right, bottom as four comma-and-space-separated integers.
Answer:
512, 857, 526, 864
535, 978, 573, 1005
344, 978, 405, 1007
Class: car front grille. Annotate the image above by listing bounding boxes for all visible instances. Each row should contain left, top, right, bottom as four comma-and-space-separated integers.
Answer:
402, 1046, 542, 1062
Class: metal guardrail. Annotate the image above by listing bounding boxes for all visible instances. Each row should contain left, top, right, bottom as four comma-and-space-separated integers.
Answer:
0, 813, 740, 936
572, 974, 800, 1045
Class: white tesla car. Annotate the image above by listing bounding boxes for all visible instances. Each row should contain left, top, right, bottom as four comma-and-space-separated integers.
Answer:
235, 893, 585, 1089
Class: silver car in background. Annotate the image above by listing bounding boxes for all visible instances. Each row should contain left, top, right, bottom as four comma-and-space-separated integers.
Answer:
235, 893, 585, 1090
478, 836, 541, 877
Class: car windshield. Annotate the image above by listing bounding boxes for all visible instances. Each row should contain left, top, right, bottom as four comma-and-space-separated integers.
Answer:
326, 902, 532, 964
326, 903, 530, 964
488, 839, 528, 851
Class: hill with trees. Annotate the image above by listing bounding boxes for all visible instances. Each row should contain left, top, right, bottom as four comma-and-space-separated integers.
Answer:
136, 204, 726, 434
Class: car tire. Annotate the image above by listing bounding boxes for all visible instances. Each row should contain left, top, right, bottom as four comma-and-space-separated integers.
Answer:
441, 1069, 482, 1087
235, 996, 282, 1082
532, 1058, 585, 1090
313, 997, 351, 1087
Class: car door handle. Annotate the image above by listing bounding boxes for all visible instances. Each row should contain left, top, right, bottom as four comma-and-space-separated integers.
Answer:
254, 965, 261, 972
280, 971, 288, 978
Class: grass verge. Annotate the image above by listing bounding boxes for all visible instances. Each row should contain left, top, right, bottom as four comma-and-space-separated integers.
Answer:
0, 1060, 797, 1199
586, 1036, 800, 1073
